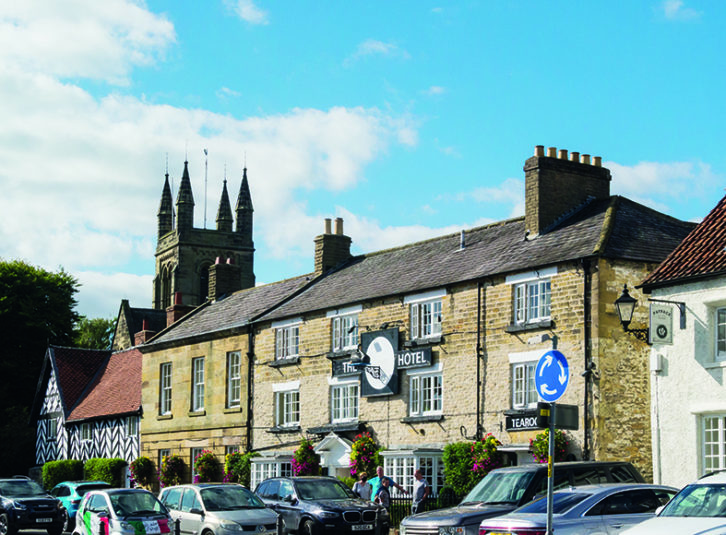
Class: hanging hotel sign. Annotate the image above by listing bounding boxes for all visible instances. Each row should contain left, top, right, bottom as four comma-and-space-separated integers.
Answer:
650, 303, 674, 345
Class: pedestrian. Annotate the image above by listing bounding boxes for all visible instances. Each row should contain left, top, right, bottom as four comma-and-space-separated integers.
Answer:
411, 469, 431, 514
352, 471, 372, 500
374, 476, 390, 509
368, 465, 407, 502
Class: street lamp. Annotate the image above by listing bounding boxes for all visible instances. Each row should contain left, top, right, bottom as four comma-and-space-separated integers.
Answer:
350, 346, 382, 379
614, 284, 650, 343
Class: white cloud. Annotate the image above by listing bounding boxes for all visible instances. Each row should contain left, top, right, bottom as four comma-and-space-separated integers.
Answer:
344, 39, 411, 66
226, 0, 269, 25
607, 160, 718, 200
424, 86, 446, 96
661, 0, 701, 20
216, 86, 241, 100
76, 271, 152, 320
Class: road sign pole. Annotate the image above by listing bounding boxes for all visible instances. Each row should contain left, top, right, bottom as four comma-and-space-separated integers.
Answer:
546, 402, 556, 535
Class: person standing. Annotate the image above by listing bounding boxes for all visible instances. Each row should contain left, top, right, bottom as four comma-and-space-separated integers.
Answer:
374, 476, 391, 509
411, 469, 431, 514
352, 471, 372, 500
368, 465, 407, 501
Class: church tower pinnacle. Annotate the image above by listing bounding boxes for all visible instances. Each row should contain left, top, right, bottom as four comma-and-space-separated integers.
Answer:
235, 167, 254, 247
176, 160, 195, 234
216, 178, 234, 232
157, 171, 174, 238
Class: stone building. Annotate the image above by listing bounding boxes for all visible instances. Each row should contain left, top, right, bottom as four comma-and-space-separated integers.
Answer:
138, 146, 695, 490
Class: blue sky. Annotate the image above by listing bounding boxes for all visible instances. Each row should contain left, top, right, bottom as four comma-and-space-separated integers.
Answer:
0, 0, 724, 318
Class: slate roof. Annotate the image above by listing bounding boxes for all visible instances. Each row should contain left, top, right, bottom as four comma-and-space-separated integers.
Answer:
641, 194, 726, 289
259, 196, 694, 321
145, 274, 313, 347
48, 346, 111, 417
125, 307, 167, 337
67, 348, 141, 422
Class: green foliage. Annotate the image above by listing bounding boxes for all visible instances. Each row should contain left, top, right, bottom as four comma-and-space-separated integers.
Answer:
84, 458, 127, 487
348, 432, 381, 477
129, 456, 156, 489
291, 438, 320, 476
159, 454, 185, 488
0, 260, 79, 475
338, 475, 356, 489
224, 451, 258, 487
193, 450, 221, 483
530, 429, 569, 463
471, 433, 504, 478
74, 316, 116, 349
442, 442, 477, 494
42, 460, 83, 489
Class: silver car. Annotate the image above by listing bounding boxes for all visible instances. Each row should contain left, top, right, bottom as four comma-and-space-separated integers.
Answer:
478, 483, 676, 535
158, 483, 277, 535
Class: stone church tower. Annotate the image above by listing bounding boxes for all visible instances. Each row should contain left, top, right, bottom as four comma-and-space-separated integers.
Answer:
153, 161, 255, 310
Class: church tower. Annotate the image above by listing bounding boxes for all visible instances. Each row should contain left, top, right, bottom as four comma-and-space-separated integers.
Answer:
153, 161, 255, 310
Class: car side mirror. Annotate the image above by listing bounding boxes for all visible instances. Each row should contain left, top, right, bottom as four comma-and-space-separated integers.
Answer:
189, 508, 204, 516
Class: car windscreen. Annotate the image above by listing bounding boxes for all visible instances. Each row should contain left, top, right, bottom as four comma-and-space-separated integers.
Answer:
295, 480, 355, 501
110, 492, 168, 517
200, 486, 266, 511
660, 484, 726, 517
460, 470, 537, 505
0, 480, 48, 498
514, 492, 590, 514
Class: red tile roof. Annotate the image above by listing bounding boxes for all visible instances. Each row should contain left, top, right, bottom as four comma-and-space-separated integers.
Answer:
67, 348, 142, 421
52, 346, 111, 414
642, 194, 726, 288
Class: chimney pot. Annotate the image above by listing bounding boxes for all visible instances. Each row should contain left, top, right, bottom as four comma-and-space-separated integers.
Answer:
534, 145, 545, 157
335, 217, 344, 235
215, 256, 223, 264
558, 149, 568, 160
581, 154, 591, 165
570, 151, 580, 162
593, 156, 602, 167
324, 218, 332, 234
226, 257, 234, 265
142, 319, 149, 331
174, 292, 183, 305
547, 147, 557, 157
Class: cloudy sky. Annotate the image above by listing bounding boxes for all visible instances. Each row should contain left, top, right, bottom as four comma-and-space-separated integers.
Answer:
1, 0, 724, 318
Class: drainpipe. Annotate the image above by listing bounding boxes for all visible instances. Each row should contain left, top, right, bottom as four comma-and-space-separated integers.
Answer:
246, 328, 254, 452
582, 259, 592, 460
476, 281, 483, 439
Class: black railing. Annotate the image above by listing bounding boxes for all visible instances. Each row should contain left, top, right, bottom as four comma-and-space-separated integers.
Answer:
387, 492, 465, 528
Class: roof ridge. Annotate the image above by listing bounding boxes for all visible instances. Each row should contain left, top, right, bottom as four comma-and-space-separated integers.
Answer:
593, 196, 620, 255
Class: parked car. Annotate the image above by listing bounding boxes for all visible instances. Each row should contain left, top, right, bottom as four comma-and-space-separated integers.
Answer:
478, 483, 677, 535
50, 481, 112, 532
0, 476, 65, 535
254, 476, 389, 534
72, 488, 170, 535
159, 483, 277, 535
622, 471, 726, 534
400, 461, 645, 535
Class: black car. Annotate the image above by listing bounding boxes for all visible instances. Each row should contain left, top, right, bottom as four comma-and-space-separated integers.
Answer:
255, 476, 389, 535
0, 477, 65, 535
399, 461, 645, 535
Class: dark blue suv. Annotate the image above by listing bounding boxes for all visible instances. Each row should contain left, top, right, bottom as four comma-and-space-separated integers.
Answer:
255, 476, 389, 535
0, 477, 64, 535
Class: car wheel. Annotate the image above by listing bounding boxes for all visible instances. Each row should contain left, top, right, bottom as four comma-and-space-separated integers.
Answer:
47, 525, 63, 535
300, 519, 317, 535
0, 513, 17, 535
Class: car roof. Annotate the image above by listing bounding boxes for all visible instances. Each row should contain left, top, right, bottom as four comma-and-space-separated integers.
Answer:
552, 483, 676, 494
162, 483, 244, 490
696, 471, 726, 484
56, 481, 111, 487
88, 488, 151, 495
490, 461, 634, 474
265, 476, 338, 482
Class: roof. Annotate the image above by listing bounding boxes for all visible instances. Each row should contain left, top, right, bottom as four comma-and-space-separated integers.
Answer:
145, 274, 313, 347
49, 346, 111, 416
67, 348, 142, 422
641, 194, 726, 289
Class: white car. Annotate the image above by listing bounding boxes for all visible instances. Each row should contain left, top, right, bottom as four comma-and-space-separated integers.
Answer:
622, 471, 726, 534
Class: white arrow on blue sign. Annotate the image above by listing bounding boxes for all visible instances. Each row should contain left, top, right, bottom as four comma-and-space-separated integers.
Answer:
535, 350, 569, 402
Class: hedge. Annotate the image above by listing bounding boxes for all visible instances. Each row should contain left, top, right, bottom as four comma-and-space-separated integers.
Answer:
42, 459, 84, 490
84, 458, 127, 487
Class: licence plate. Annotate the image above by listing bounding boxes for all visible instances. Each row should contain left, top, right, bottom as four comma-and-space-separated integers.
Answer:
351, 525, 373, 531
36, 518, 53, 523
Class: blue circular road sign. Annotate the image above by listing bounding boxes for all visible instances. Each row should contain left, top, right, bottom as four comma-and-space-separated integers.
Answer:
535, 350, 569, 402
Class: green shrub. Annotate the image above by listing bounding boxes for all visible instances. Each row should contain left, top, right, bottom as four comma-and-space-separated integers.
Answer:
292, 438, 320, 476
84, 458, 127, 487
338, 475, 356, 489
193, 450, 221, 483
159, 454, 185, 488
129, 456, 156, 488
42, 459, 83, 489
224, 451, 258, 487
442, 442, 477, 495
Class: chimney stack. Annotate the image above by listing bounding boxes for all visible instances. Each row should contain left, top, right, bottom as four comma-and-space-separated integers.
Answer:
314, 218, 352, 275
166, 291, 196, 327
134, 318, 157, 345
524, 145, 611, 236
208, 257, 243, 301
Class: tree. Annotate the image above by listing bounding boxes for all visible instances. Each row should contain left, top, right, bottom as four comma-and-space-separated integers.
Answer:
0, 259, 79, 476
74, 316, 116, 349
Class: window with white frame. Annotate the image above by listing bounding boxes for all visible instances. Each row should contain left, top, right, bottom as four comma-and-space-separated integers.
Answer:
191, 447, 204, 480
225, 445, 239, 456
509, 350, 540, 409
158, 449, 171, 470
274, 382, 300, 427
227, 351, 241, 408
330, 380, 359, 423
703, 414, 726, 473
331, 313, 359, 352
159, 362, 172, 415
406, 290, 445, 340
80, 423, 91, 442
409, 368, 443, 417
191, 357, 205, 412
48, 418, 57, 440
126, 416, 138, 438
716, 308, 726, 360
383, 454, 444, 496
509, 269, 554, 325
250, 460, 292, 489
274, 319, 301, 359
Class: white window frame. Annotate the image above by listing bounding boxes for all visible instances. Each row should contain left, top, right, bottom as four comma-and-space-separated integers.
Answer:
330, 379, 359, 423
158, 449, 171, 470
273, 381, 300, 427
48, 418, 57, 440
227, 351, 241, 408
408, 365, 443, 417
250, 460, 293, 489
716, 308, 726, 360
80, 423, 92, 442
274, 318, 301, 360
125, 416, 138, 438
160, 362, 172, 415
509, 350, 541, 409
382, 453, 444, 497
191, 447, 204, 480
507, 268, 556, 325
191, 357, 205, 412
703, 414, 726, 474
406, 290, 445, 340
331, 314, 359, 352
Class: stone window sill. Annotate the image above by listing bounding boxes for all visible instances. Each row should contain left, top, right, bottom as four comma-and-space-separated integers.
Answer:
224, 406, 242, 414
157, 414, 173, 421
404, 335, 443, 348
269, 357, 300, 368
505, 320, 553, 333
401, 414, 444, 424
267, 425, 301, 434
188, 410, 206, 417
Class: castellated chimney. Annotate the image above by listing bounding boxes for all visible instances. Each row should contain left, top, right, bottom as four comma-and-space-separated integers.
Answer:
208, 257, 242, 300
524, 145, 611, 236
314, 217, 352, 275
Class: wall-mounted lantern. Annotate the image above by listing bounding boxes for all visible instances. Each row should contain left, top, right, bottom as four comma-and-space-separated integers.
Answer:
614, 284, 686, 344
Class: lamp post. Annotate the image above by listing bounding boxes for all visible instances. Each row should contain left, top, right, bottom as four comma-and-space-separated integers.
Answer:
614, 284, 650, 343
